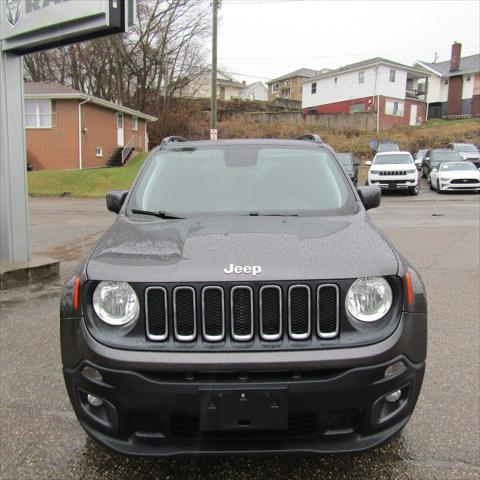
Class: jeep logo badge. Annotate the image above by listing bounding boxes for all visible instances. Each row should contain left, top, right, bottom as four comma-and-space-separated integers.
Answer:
6, 0, 22, 27
224, 264, 262, 275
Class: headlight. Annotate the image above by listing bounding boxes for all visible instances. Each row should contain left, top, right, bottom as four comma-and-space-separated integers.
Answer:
346, 277, 392, 322
406, 169, 416, 174
440, 177, 451, 181
370, 170, 379, 174
93, 281, 139, 326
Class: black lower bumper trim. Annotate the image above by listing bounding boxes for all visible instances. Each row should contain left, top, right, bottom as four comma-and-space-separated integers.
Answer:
63, 356, 425, 457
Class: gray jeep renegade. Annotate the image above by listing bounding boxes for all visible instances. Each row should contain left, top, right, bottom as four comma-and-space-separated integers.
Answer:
60, 135, 427, 456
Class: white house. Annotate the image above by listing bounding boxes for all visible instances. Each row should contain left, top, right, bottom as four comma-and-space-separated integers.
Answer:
239, 81, 268, 101
415, 43, 480, 118
302, 57, 429, 130
177, 70, 245, 100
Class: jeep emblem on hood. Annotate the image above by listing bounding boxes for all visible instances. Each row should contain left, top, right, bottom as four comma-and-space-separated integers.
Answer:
224, 264, 262, 275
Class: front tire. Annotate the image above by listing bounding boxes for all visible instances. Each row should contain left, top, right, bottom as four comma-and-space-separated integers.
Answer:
409, 184, 420, 196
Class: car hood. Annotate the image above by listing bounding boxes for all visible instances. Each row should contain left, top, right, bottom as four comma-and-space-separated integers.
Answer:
86, 214, 399, 283
442, 170, 480, 179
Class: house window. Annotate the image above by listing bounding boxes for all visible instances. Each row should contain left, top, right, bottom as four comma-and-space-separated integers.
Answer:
285, 79, 290, 86
334, 77, 338, 84
389, 69, 396, 82
444, 79, 448, 85
358, 71, 365, 84
131, 116, 138, 131
283, 88, 290, 99
96, 147, 104, 157
349, 103, 365, 113
272, 83, 279, 93
466, 76, 471, 81
25, 99, 53, 128
311, 82, 317, 94
385, 99, 404, 117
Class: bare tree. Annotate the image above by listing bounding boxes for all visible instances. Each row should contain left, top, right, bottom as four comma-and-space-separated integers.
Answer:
23, 0, 210, 113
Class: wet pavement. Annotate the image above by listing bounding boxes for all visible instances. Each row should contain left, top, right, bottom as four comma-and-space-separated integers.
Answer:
1, 185, 479, 480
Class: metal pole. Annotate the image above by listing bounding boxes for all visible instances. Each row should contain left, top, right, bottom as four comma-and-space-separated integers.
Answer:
0, 50, 30, 264
210, 0, 218, 140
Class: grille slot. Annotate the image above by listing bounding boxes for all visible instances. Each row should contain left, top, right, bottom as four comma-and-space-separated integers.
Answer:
451, 178, 478, 184
202, 287, 225, 341
379, 170, 407, 176
145, 287, 168, 341
317, 284, 339, 338
173, 287, 196, 341
288, 285, 311, 340
231, 286, 254, 341
259, 285, 282, 340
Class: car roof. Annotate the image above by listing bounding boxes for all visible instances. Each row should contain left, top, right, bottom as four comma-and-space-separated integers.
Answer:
431, 148, 456, 152
374, 151, 411, 155
155, 139, 330, 149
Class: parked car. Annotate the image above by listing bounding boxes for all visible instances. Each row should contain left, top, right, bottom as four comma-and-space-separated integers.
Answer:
414, 149, 428, 171
337, 152, 360, 185
447, 142, 480, 168
422, 149, 462, 179
366, 151, 419, 195
60, 134, 427, 456
429, 161, 480, 193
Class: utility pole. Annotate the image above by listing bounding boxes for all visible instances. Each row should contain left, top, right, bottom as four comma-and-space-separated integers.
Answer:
210, 0, 218, 140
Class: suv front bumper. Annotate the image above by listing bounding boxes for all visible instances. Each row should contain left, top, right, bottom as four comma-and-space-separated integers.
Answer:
62, 313, 426, 456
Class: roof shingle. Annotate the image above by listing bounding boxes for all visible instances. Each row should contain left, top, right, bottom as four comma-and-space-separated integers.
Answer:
24, 81, 81, 95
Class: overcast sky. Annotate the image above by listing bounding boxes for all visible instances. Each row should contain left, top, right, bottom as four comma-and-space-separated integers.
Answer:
214, 0, 480, 83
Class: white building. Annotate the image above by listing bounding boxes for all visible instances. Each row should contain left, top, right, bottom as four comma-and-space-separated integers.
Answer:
239, 81, 268, 101
302, 57, 429, 129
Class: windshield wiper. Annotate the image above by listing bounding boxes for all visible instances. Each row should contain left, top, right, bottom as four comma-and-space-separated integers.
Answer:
246, 211, 299, 217
131, 209, 185, 219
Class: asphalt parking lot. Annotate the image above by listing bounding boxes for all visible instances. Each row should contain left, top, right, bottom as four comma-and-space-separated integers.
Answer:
1, 183, 479, 480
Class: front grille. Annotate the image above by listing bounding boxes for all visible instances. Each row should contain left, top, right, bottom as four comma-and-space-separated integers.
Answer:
173, 287, 196, 341
451, 178, 478, 184
231, 286, 254, 341
260, 285, 282, 340
378, 170, 407, 176
288, 285, 311, 339
317, 285, 339, 338
145, 282, 340, 344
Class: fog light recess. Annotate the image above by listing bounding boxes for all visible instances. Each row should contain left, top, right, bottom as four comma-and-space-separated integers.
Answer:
385, 389, 402, 403
87, 394, 104, 407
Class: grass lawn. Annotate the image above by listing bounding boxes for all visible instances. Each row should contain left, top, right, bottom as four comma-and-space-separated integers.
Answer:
28, 152, 148, 198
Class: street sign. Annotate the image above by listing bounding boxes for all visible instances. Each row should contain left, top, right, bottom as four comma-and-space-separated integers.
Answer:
1, 0, 133, 54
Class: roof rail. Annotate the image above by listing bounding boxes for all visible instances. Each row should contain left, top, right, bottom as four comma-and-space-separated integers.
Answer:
296, 134, 323, 143
161, 136, 190, 145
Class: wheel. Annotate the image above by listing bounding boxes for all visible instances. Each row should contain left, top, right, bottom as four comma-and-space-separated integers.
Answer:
429, 178, 434, 190
409, 184, 420, 195
436, 180, 443, 194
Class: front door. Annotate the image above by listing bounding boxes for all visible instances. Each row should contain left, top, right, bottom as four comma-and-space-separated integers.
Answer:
116, 113, 124, 146
409, 104, 418, 126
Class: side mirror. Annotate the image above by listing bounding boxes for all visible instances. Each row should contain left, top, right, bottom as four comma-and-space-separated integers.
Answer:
357, 186, 381, 210
365, 161, 372, 166
106, 190, 128, 214
431, 167, 438, 173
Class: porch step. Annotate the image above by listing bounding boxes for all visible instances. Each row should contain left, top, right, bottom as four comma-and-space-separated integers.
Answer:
106, 146, 134, 167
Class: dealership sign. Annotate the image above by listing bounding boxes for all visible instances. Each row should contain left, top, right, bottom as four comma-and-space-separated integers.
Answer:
1, 0, 134, 53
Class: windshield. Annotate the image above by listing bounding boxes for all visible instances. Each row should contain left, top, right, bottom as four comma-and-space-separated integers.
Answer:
454, 144, 478, 153
373, 153, 413, 165
440, 162, 477, 171
377, 143, 399, 152
431, 151, 462, 162
128, 145, 357, 216
337, 153, 353, 168
416, 150, 427, 160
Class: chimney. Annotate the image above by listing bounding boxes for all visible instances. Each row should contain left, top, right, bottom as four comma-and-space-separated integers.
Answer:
450, 41, 462, 72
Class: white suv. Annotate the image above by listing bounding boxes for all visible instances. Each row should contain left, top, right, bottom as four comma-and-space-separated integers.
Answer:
367, 152, 419, 195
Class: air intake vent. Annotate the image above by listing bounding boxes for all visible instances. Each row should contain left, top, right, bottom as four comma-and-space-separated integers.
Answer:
288, 285, 311, 339
202, 287, 225, 341
317, 285, 339, 338
173, 287, 196, 341
260, 285, 282, 340
231, 286, 254, 341
145, 287, 168, 340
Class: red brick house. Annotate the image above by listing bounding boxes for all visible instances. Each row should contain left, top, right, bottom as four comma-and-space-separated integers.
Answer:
24, 82, 157, 170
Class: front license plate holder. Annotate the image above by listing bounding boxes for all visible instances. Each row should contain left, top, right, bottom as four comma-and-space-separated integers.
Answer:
389, 183, 397, 189
199, 387, 288, 431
